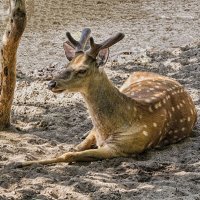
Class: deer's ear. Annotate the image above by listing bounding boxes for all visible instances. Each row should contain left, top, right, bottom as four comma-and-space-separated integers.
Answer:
96, 48, 109, 67
63, 41, 76, 61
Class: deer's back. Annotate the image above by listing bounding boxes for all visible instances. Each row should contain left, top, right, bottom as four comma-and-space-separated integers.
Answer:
119, 72, 197, 149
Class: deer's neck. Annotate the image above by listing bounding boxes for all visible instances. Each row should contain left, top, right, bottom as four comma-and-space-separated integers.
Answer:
82, 70, 136, 135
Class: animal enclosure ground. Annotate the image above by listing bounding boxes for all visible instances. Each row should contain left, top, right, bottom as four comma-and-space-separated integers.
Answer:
0, 0, 200, 199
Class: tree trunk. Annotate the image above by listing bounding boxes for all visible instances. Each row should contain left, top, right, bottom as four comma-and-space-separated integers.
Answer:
0, 0, 27, 130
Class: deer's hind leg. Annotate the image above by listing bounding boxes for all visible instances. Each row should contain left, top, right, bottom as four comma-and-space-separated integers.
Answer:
64, 145, 122, 162
18, 145, 123, 167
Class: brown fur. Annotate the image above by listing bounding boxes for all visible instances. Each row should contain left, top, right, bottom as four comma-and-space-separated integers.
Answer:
19, 43, 197, 167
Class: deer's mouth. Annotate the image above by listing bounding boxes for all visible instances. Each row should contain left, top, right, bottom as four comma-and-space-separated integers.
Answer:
51, 88, 66, 93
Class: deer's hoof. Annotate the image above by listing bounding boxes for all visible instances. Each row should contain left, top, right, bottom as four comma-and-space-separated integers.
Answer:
5, 162, 23, 169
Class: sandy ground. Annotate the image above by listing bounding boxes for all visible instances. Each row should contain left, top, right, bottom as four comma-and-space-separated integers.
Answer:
0, 0, 200, 199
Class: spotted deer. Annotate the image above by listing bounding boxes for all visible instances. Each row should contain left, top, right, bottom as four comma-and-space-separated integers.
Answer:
19, 28, 197, 167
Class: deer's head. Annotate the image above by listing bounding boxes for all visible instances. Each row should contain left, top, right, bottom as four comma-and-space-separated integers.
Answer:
48, 28, 124, 93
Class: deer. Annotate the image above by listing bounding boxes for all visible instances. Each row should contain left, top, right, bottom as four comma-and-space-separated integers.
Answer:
18, 28, 197, 167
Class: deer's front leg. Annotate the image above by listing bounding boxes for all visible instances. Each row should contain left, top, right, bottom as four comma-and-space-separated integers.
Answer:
74, 129, 96, 151
67, 145, 123, 162
18, 145, 122, 167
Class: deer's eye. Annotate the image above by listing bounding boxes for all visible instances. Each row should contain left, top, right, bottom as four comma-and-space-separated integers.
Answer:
78, 69, 87, 75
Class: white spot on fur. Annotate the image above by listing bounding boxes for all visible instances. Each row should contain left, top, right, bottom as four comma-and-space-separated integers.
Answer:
153, 123, 158, 127
145, 99, 151, 103
149, 107, 153, 112
163, 99, 166, 104
187, 117, 191, 122
155, 102, 162, 109
154, 93, 159, 97
143, 131, 148, 136
151, 97, 156, 100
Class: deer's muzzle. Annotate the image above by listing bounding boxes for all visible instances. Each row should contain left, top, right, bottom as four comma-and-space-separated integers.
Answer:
48, 80, 57, 90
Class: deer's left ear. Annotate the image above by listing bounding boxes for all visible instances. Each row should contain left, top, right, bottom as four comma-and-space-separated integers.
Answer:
63, 41, 76, 61
96, 48, 109, 67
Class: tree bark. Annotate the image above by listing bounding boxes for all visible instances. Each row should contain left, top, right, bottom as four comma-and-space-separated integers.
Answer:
0, 0, 27, 130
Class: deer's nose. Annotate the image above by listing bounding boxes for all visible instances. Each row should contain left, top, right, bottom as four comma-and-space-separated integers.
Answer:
48, 80, 57, 90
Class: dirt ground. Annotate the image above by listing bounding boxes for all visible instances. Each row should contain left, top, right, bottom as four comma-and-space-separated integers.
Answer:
0, 0, 200, 199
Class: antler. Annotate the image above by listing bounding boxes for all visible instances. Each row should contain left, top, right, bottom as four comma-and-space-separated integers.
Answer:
87, 33, 125, 59
66, 28, 91, 52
